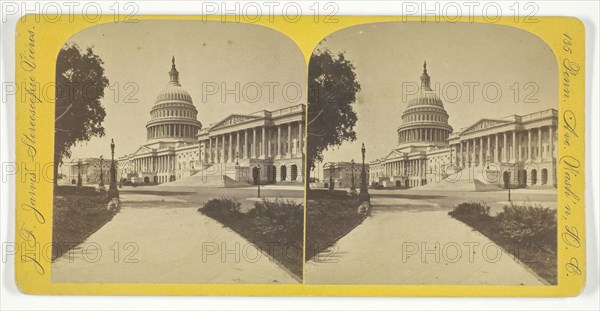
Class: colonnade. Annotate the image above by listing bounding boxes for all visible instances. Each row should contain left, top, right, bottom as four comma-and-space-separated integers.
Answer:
203, 121, 304, 164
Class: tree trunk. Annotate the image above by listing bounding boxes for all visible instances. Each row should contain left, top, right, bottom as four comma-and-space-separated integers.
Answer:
53, 158, 59, 187
305, 164, 311, 191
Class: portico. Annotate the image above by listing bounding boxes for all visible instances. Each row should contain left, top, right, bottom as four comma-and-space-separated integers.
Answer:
448, 109, 557, 187
198, 104, 305, 183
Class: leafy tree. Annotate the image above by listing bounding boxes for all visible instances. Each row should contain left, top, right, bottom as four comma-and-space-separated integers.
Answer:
54, 44, 109, 184
307, 49, 361, 189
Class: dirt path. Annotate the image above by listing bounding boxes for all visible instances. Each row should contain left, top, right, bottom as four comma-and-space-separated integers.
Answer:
305, 194, 546, 285
52, 191, 299, 284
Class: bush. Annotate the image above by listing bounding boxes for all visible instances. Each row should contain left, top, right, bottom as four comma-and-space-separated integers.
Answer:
198, 197, 304, 279
497, 203, 557, 242
55, 185, 99, 197
306, 193, 365, 261
449, 200, 557, 284
52, 193, 116, 260
448, 201, 491, 219
249, 198, 302, 218
200, 198, 241, 217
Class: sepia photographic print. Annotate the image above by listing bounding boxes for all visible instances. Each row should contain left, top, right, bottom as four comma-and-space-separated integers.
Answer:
305, 22, 558, 285
51, 20, 306, 284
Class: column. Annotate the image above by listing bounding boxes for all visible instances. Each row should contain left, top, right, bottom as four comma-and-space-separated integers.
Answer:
459, 141, 463, 166
244, 130, 249, 159
486, 136, 491, 163
538, 127, 543, 162
236, 131, 241, 160
221, 135, 226, 163
277, 125, 281, 157
210, 138, 214, 163
287, 123, 292, 158
252, 128, 257, 158
262, 127, 266, 158
465, 140, 470, 166
527, 129, 532, 162
228, 133, 233, 163
298, 121, 303, 155
479, 137, 484, 166
512, 131, 517, 162
549, 125, 554, 160
495, 134, 500, 163
472, 139, 476, 166
503, 132, 507, 162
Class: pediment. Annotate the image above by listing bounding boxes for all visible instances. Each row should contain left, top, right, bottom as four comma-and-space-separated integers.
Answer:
131, 145, 153, 156
461, 119, 511, 135
384, 149, 404, 160
211, 114, 261, 130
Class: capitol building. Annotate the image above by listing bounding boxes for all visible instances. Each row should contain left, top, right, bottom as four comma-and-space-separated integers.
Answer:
111, 57, 305, 187
369, 62, 557, 189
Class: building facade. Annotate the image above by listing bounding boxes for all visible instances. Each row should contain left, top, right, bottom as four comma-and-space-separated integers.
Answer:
370, 62, 557, 189
114, 58, 305, 186
63, 158, 110, 185
197, 104, 305, 184
322, 161, 368, 189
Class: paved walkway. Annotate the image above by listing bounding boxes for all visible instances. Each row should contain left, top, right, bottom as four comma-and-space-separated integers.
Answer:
305, 195, 546, 285
52, 192, 299, 284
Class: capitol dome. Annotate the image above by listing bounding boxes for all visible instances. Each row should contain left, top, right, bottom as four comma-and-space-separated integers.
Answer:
145, 57, 202, 143
397, 62, 453, 148
155, 84, 193, 104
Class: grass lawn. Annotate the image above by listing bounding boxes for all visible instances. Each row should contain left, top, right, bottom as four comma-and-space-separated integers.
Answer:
52, 186, 117, 260
199, 198, 304, 280
305, 189, 365, 262
449, 201, 557, 284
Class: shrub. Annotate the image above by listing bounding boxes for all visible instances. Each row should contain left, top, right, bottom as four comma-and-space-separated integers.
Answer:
198, 197, 304, 278
55, 185, 99, 197
52, 193, 116, 260
249, 198, 303, 220
448, 201, 491, 219
497, 203, 557, 242
200, 198, 241, 217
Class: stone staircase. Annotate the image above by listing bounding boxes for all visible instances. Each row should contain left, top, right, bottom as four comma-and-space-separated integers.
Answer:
160, 163, 252, 188
417, 166, 502, 192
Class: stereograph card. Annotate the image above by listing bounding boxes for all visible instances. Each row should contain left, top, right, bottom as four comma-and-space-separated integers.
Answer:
13, 15, 586, 296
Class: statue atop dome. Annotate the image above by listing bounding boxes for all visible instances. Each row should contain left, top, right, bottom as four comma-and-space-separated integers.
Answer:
420, 61, 431, 91
169, 56, 180, 86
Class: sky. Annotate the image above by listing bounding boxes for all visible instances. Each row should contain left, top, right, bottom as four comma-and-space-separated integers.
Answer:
61, 20, 557, 177
312, 22, 557, 177
64, 20, 305, 160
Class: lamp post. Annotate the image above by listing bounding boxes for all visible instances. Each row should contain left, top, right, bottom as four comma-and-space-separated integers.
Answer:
235, 152, 240, 181
107, 139, 120, 200
256, 164, 261, 198
99, 155, 104, 187
358, 143, 370, 206
350, 159, 356, 191
77, 160, 82, 188
327, 163, 335, 191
